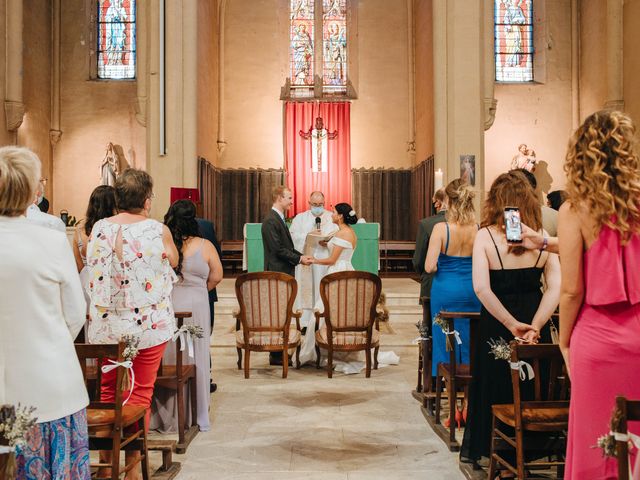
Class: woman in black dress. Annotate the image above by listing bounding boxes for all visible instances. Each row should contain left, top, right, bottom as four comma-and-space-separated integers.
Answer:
460, 171, 561, 473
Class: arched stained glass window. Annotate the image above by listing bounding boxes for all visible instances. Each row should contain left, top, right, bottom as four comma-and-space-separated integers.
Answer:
97, 0, 136, 80
290, 0, 315, 96
322, 0, 347, 95
289, 0, 348, 98
495, 0, 533, 82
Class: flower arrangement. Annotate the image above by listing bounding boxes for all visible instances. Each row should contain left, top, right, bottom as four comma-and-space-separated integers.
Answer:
595, 407, 624, 458
433, 312, 456, 351
487, 337, 512, 361
0, 404, 37, 478
183, 325, 204, 339
119, 333, 141, 391
121, 333, 141, 362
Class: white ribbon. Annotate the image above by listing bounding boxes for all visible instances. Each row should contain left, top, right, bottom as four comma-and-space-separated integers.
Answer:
101, 359, 135, 405
443, 329, 462, 345
412, 336, 430, 344
172, 326, 195, 359
612, 430, 640, 446
0, 445, 13, 454
509, 360, 535, 381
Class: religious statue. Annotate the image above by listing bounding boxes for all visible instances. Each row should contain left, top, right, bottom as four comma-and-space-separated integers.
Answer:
511, 143, 538, 172
299, 117, 338, 173
100, 142, 120, 186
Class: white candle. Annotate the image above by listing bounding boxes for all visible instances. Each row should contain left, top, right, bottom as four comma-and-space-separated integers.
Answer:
434, 169, 444, 191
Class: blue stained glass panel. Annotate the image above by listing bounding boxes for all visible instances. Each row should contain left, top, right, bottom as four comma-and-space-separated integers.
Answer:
97, 0, 136, 80
495, 0, 534, 82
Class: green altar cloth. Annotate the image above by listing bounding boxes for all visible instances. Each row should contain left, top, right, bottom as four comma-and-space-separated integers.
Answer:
244, 223, 379, 274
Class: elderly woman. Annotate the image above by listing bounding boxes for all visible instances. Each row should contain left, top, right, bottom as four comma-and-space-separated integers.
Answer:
86, 168, 178, 479
460, 170, 561, 472
0, 146, 90, 479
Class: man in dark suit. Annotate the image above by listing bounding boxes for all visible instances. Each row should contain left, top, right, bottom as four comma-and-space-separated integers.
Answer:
412, 188, 447, 302
261, 186, 313, 364
196, 210, 222, 392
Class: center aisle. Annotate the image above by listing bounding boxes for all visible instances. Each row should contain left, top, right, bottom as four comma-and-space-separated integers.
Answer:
173, 279, 465, 480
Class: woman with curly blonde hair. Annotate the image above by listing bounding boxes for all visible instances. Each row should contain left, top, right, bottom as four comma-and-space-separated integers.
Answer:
459, 171, 560, 470
562, 110, 640, 479
425, 179, 481, 427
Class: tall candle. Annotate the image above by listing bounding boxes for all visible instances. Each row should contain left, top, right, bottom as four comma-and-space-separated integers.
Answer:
434, 169, 444, 191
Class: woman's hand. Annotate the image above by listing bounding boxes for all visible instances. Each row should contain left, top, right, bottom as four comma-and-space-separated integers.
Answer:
520, 328, 540, 344
507, 319, 538, 339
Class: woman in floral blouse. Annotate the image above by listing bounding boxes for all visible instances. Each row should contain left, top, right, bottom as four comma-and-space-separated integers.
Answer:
86, 168, 178, 480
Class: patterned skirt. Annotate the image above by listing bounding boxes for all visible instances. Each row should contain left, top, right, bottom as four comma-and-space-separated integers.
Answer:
15, 408, 90, 480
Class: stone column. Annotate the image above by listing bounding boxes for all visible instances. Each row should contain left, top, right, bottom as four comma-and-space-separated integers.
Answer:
432, 0, 485, 204
146, 0, 199, 217
407, 0, 416, 163
135, 0, 148, 127
482, 0, 497, 131
5, 0, 24, 132
605, 0, 624, 111
216, 0, 227, 159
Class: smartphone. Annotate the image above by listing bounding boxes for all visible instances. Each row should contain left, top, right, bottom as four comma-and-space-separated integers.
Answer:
504, 207, 522, 243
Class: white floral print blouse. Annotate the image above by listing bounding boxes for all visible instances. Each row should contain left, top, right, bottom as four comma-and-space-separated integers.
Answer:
86, 218, 177, 349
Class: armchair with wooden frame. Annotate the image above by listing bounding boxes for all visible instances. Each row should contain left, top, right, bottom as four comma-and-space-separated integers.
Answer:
488, 342, 570, 480
154, 311, 198, 454
75, 342, 150, 480
234, 272, 302, 379
314, 271, 382, 378
611, 395, 640, 480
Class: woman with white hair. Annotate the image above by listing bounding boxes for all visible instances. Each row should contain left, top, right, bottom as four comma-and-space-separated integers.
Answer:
0, 146, 90, 479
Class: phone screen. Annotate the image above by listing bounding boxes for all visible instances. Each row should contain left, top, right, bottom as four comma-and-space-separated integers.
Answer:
504, 207, 522, 243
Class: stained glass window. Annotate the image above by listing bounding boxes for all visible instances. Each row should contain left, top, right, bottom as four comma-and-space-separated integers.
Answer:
322, 0, 347, 96
97, 0, 136, 80
495, 0, 533, 82
290, 0, 315, 97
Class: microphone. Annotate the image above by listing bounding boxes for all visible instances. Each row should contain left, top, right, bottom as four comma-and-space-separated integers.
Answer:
315, 216, 321, 232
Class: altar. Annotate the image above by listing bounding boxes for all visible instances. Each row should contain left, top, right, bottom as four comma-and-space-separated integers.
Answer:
243, 223, 380, 274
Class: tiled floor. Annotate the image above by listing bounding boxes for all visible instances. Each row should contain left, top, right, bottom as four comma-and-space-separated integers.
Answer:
162, 278, 464, 480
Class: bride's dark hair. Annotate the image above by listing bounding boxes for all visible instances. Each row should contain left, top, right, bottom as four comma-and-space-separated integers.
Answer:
335, 203, 357, 225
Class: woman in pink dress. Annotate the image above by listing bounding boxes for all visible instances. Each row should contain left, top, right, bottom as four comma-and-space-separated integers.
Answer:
561, 110, 640, 479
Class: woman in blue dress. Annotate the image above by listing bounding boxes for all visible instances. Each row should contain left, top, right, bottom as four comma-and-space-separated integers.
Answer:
425, 178, 481, 386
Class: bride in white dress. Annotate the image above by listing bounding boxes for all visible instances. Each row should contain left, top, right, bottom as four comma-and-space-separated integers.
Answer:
298, 203, 399, 373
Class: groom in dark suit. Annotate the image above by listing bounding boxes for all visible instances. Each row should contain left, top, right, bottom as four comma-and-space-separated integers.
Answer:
262, 185, 313, 364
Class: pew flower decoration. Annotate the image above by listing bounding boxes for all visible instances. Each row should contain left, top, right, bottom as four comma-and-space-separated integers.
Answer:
121, 333, 141, 362
488, 337, 512, 361
433, 312, 460, 351
595, 433, 617, 458
0, 404, 37, 449
0, 404, 37, 479
414, 318, 429, 341
119, 333, 141, 391
184, 325, 204, 339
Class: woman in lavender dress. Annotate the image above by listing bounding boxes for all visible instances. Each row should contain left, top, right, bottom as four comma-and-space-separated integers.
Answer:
151, 200, 223, 432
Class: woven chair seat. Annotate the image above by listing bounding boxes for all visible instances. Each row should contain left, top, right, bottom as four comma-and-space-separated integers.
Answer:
315, 326, 380, 347
492, 402, 570, 432
235, 329, 301, 347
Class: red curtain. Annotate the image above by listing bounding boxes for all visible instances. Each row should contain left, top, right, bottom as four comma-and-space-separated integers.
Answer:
285, 101, 351, 216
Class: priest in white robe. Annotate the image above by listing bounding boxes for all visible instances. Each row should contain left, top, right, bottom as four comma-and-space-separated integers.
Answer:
289, 191, 338, 331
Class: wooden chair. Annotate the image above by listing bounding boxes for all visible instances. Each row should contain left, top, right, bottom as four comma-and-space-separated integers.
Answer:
488, 342, 570, 480
612, 395, 640, 480
430, 311, 480, 451
234, 272, 302, 378
413, 295, 432, 403
314, 271, 382, 378
75, 342, 149, 480
154, 311, 198, 454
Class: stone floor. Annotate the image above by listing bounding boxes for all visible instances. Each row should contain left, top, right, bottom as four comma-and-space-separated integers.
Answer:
156, 278, 465, 480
